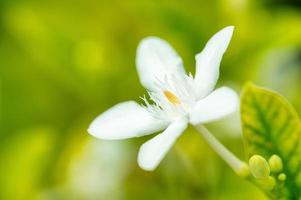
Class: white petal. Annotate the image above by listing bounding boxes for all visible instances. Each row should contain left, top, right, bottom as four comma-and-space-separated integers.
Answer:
189, 87, 239, 125
137, 118, 188, 171
88, 101, 168, 140
194, 26, 234, 98
136, 37, 186, 91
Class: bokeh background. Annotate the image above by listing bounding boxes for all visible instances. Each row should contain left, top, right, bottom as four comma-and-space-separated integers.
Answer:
1, 0, 301, 199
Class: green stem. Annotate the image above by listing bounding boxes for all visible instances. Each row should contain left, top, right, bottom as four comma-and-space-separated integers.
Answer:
194, 124, 249, 177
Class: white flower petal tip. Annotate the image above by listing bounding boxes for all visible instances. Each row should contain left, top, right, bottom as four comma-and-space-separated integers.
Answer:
87, 101, 168, 140
189, 87, 239, 125
194, 26, 235, 98
137, 118, 188, 171
136, 36, 186, 91
217, 25, 234, 41
195, 26, 235, 61
217, 25, 234, 48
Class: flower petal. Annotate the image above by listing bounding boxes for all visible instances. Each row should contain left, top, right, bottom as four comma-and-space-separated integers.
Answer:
137, 118, 188, 171
194, 26, 234, 99
189, 87, 239, 124
136, 37, 186, 91
88, 101, 168, 140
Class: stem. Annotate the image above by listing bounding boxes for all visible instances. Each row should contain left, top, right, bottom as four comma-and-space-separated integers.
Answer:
194, 124, 249, 177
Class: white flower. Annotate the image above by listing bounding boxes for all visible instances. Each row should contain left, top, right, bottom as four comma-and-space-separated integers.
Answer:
88, 26, 239, 171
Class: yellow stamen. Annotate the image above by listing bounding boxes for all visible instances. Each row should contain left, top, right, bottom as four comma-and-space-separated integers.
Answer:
164, 90, 181, 105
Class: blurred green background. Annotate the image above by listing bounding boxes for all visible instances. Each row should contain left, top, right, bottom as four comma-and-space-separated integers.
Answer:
1, 0, 301, 199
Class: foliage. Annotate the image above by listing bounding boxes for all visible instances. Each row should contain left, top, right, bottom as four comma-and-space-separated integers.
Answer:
241, 83, 301, 199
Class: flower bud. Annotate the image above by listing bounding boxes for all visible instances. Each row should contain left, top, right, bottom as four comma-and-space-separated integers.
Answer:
278, 173, 286, 181
268, 154, 283, 173
257, 176, 276, 191
249, 155, 270, 179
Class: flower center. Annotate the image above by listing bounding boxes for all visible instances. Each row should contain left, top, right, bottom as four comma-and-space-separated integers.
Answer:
163, 90, 181, 105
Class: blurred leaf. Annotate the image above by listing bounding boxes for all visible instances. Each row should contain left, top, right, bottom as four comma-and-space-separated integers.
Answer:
0, 127, 55, 200
240, 83, 301, 199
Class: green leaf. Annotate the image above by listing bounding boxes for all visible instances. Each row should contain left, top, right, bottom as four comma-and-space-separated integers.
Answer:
240, 83, 301, 199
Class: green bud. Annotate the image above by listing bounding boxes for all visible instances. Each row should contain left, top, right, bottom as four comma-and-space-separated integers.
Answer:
237, 162, 250, 178
249, 155, 270, 179
257, 176, 276, 191
268, 154, 283, 173
278, 173, 286, 181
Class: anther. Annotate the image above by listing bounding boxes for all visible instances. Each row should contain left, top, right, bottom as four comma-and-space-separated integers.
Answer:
164, 90, 181, 105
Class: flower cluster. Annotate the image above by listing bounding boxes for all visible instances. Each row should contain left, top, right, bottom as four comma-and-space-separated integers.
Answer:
248, 154, 286, 191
